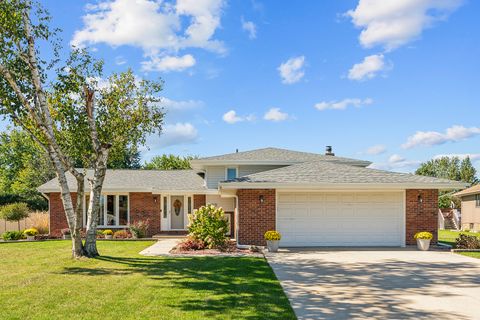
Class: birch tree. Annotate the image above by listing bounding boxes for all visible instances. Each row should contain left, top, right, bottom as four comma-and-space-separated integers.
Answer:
0, 0, 164, 257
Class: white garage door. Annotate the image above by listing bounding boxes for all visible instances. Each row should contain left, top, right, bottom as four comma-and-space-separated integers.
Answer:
277, 192, 404, 247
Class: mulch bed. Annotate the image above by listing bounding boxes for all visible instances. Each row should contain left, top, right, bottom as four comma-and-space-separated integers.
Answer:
170, 240, 262, 256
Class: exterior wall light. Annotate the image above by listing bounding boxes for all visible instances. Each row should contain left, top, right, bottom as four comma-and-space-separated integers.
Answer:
259, 195, 265, 204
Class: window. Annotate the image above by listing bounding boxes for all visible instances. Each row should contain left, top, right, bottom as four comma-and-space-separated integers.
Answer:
163, 196, 168, 218
226, 167, 237, 180
187, 196, 192, 214
84, 194, 128, 227
476, 194, 480, 207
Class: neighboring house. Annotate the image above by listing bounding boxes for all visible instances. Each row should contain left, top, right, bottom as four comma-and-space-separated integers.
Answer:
38, 147, 466, 247
454, 185, 480, 231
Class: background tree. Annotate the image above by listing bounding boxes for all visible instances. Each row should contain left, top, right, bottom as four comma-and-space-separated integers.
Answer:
0, 202, 30, 230
0, 1, 164, 257
143, 154, 197, 170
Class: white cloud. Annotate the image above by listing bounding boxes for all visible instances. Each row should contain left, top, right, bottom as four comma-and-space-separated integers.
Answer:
115, 56, 127, 65
72, 0, 225, 72
315, 98, 373, 111
402, 125, 480, 149
264, 108, 289, 122
141, 54, 196, 72
366, 144, 387, 155
346, 0, 463, 51
222, 110, 255, 124
278, 56, 306, 84
157, 122, 198, 147
369, 154, 421, 172
348, 54, 388, 81
241, 17, 257, 39
161, 98, 204, 112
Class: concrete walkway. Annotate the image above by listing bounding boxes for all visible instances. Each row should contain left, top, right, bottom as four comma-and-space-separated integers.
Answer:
266, 248, 480, 320
139, 238, 182, 256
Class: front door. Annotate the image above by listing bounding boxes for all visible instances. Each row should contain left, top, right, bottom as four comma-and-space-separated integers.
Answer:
170, 195, 184, 229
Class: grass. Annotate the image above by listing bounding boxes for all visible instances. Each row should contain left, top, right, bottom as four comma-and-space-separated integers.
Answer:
0, 241, 295, 320
438, 229, 480, 247
458, 252, 480, 259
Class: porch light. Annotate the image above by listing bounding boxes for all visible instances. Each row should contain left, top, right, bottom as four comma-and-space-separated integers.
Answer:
418, 194, 423, 204
259, 195, 265, 204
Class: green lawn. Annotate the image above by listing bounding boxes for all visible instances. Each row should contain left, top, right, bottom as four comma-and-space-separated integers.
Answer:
458, 252, 480, 259
438, 229, 480, 247
0, 241, 295, 320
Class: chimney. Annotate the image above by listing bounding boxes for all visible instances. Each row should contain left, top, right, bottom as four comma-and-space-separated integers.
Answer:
325, 146, 335, 156
236, 148, 239, 153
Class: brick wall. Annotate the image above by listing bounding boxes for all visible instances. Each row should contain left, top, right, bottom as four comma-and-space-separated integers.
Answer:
130, 193, 161, 236
237, 189, 276, 246
49, 192, 76, 236
193, 194, 206, 209
406, 189, 438, 245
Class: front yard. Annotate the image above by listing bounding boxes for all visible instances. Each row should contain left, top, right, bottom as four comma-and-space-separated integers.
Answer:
0, 241, 295, 320
438, 229, 480, 247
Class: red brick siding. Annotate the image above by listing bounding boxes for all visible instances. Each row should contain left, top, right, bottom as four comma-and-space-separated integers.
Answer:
193, 194, 206, 209
237, 189, 276, 246
129, 193, 161, 236
49, 192, 77, 236
406, 189, 438, 245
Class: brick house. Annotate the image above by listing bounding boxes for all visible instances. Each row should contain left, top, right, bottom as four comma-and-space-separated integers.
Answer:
38, 147, 466, 247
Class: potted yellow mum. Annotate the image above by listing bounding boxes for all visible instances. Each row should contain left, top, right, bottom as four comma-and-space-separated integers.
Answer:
103, 230, 114, 240
414, 231, 433, 251
23, 228, 38, 241
264, 231, 281, 252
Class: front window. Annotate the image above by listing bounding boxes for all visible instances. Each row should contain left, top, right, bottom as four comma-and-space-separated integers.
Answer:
476, 194, 480, 207
84, 194, 129, 227
226, 167, 237, 180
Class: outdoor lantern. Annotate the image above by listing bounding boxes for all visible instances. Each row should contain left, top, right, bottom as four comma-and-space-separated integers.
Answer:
259, 195, 265, 204
418, 194, 423, 204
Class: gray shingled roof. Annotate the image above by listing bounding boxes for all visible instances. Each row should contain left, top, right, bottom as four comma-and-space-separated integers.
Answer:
194, 147, 371, 166
37, 169, 207, 193
221, 160, 467, 189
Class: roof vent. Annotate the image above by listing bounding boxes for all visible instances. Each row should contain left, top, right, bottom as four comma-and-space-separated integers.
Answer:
325, 146, 335, 156
236, 148, 239, 153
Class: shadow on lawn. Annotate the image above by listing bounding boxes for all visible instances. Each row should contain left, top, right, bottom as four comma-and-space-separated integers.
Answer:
62, 255, 295, 319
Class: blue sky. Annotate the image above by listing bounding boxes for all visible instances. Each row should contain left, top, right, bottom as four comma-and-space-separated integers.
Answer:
2, 0, 479, 172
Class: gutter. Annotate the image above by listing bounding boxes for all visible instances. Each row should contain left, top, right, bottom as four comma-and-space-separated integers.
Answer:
219, 182, 469, 190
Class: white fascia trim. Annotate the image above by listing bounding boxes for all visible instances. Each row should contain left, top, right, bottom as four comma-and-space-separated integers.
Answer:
40, 188, 214, 194
191, 159, 371, 168
220, 182, 468, 190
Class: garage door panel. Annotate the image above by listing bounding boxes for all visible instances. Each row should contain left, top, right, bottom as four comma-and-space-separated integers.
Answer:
277, 192, 404, 247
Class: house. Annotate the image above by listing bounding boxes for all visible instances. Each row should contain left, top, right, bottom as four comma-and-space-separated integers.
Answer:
454, 185, 480, 231
38, 147, 466, 247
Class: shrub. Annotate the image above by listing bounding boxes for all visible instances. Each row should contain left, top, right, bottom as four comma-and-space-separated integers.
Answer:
102, 229, 114, 236
27, 211, 49, 234
113, 230, 130, 239
129, 219, 150, 238
61, 228, 71, 235
2, 230, 24, 240
0, 202, 30, 229
23, 228, 39, 236
176, 236, 206, 251
414, 232, 433, 240
264, 231, 281, 241
455, 234, 480, 249
187, 204, 228, 249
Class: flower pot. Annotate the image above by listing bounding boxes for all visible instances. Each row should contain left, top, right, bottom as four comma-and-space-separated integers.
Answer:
26, 235, 35, 241
63, 234, 71, 240
416, 238, 431, 251
266, 240, 280, 252
105, 235, 112, 240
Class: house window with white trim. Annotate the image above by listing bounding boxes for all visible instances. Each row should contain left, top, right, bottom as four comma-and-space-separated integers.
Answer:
226, 167, 237, 180
84, 194, 129, 227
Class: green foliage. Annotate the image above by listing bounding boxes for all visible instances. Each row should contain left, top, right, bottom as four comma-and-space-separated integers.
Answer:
143, 154, 197, 170
455, 234, 480, 249
264, 231, 281, 241
0, 202, 30, 222
24, 228, 38, 236
415, 156, 478, 184
414, 232, 433, 240
187, 204, 228, 249
0, 193, 47, 211
2, 230, 24, 241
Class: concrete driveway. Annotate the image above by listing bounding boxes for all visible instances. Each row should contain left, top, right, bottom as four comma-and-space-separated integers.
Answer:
266, 248, 480, 320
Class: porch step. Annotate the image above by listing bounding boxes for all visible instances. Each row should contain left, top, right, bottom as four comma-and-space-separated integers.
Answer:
153, 231, 188, 239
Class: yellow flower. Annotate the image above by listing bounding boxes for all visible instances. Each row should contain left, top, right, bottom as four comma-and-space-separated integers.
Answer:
264, 230, 281, 241
414, 231, 433, 240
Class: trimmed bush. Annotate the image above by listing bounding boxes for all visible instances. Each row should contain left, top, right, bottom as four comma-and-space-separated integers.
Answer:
23, 228, 39, 236
456, 234, 480, 249
0, 202, 30, 229
187, 204, 228, 249
113, 230, 130, 239
2, 230, 24, 241
176, 236, 206, 251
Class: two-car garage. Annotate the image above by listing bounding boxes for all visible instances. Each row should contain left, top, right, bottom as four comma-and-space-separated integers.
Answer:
276, 191, 405, 247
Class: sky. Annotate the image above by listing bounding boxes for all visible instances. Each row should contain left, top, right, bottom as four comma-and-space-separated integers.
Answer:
2, 0, 479, 173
